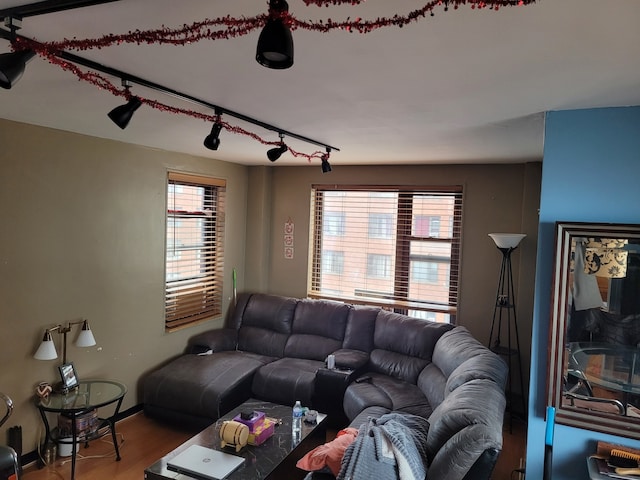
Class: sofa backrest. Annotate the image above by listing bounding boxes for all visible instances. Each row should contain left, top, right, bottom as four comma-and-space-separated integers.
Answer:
283, 298, 350, 360
236, 293, 297, 358
419, 326, 507, 408
369, 311, 454, 384
342, 305, 378, 352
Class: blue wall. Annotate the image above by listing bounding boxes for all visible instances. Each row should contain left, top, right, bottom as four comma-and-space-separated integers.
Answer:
526, 106, 640, 479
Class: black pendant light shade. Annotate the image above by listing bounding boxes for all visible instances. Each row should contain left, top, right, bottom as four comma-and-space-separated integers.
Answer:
204, 122, 223, 150
108, 96, 142, 129
256, 0, 293, 69
0, 49, 36, 89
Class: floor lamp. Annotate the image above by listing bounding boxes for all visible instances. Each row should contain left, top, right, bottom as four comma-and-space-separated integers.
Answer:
488, 233, 527, 429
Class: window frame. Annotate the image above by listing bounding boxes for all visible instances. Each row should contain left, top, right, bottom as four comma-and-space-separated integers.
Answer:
308, 185, 462, 322
165, 172, 226, 331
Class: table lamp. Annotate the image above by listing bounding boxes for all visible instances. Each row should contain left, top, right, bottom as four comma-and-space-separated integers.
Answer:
34, 319, 96, 364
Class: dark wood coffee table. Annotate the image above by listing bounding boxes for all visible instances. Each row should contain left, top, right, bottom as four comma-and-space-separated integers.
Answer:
144, 399, 327, 480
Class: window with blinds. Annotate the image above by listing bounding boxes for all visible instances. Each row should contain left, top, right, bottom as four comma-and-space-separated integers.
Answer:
165, 172, 226, 331
309, 186, 463, 323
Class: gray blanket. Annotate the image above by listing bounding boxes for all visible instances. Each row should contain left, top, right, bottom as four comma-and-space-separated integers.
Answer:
338, 412, 429, 480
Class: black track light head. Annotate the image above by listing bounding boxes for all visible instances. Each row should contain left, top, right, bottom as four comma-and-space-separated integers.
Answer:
0, 49, 36, 90
267, 143, 288, 162
204, 122, 223, 151
256, 0, 293, 69
267, 133, 288, 161
108, 95, 142, 129
321, 149, 332, 173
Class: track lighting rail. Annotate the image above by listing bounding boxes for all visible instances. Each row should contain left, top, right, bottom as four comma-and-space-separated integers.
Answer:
0, 0, 120, 20
0, 26, 340, 154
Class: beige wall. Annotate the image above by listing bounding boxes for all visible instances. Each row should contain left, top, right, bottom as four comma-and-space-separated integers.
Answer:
0, 116, 541, 456
0, 119, 248, 453
246, 162, 541, 400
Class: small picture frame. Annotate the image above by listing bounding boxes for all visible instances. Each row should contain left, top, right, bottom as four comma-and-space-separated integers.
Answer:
58, 363, 79, 391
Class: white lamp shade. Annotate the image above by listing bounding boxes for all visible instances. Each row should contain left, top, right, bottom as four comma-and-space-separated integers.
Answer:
489, 233, 526, 249
34, 333, 58, 360
75, 321, 96, 347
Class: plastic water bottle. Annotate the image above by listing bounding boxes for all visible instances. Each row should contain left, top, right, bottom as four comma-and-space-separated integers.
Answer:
292, 401, 303, 436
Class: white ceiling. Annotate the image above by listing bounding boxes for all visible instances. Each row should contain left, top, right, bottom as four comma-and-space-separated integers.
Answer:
1, 0, 639, 167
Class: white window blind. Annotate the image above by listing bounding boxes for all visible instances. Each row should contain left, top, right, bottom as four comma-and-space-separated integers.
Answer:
165, 172, 226, 331
309, 186, 462, 323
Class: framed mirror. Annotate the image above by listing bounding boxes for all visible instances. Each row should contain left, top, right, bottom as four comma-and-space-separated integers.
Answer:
547, 222, 640, 439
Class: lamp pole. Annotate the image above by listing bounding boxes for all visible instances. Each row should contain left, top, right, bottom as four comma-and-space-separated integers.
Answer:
487, 233, 527, 430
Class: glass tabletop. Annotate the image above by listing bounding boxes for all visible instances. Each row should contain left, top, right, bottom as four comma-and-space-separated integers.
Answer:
37, 380, 127, 413
569, 342, 640, 395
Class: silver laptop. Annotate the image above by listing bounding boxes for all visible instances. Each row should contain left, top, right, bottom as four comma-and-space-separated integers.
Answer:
167, 444, 244, 480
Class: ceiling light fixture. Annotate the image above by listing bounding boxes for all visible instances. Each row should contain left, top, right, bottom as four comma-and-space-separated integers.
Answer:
204, 110, 223, 151
0, 16, 35, 89
0, 10, 339, 163
321, 148, 332, 173
267, 133, 288, 161
256, 0, 294, 70
107, 79, 142, 129
0, 48, 35, 89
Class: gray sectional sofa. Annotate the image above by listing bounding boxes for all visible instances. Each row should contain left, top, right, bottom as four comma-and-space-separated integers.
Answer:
143, 292, 508, 480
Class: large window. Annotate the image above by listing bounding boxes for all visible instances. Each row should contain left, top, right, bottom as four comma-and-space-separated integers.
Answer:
309, 186, 462, 323
165, 172, 226, 331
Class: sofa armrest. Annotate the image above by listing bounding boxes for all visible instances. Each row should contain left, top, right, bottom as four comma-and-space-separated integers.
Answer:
426, 379, 505, 480
460, 447, 500, 480
186, 328, 237, 354
332, 349, 369, 370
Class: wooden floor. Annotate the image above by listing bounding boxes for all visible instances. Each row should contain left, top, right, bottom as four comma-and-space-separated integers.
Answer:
22, 413, 197, 480
22, 411, 527, 480
493, 417, 528, 480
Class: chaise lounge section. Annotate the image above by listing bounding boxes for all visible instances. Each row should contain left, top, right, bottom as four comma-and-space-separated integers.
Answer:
143, 292, 508, 480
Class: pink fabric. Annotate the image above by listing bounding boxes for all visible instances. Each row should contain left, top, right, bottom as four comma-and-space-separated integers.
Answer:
296, 427, 359, 476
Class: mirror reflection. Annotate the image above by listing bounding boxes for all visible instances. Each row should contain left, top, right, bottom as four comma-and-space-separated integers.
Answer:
548, 222, 640, 439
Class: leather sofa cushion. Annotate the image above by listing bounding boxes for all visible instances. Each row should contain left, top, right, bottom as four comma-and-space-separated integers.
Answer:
292, 298, 350, 340
374, 311, 454, 358
143, 350, 273, 420
342, 306, 378, 352
251, 357, 324, 406
237, 293, 297, 357
371, 311, 454, 383
285, 334, 342, 361
418, 363, 448, 409
432, 327, 507, 395
187, 328, 237, 353
369, 349, 429, 385
342, 372, 432, 421
284, 298, 350, 360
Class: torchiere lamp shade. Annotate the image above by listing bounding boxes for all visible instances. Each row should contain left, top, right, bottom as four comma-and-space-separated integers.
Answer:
489, 233, 526, 249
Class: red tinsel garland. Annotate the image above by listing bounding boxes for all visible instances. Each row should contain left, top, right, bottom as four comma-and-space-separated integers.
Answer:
11, 0, 534, 162
16, 1, 535, 53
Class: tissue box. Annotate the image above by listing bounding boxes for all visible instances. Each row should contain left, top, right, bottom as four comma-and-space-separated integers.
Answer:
248, 417, 275, 446
233, 411, 265, 433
